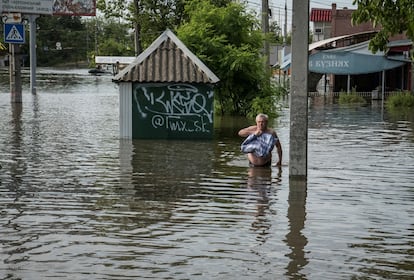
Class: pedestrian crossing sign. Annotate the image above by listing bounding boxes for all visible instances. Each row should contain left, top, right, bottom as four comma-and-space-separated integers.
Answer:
4, 23, 25, 44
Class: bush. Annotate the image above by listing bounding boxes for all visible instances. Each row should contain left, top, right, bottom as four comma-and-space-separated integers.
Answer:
248, 95, 279, 119
386, 91, 414, 109
338, 91, 366, 104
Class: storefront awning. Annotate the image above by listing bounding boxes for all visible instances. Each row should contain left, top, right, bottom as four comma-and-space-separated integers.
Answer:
309, 41, 405, 74
310, 8, 332, 22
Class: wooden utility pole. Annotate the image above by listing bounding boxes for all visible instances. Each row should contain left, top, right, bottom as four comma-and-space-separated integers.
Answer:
262, 0, 270, 69
411, 58, 414, 93
289, 0, 309, 179
284, 0, 287, 43
283, 0, 288, 88
133, 0, 142, 56
29, 14, 38, 94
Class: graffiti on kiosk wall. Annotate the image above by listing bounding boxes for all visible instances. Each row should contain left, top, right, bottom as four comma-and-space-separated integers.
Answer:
133, 84, 214, 134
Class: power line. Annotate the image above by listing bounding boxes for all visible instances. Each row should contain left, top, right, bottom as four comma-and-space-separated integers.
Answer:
310, 0, 356, 8
246, 0, 357, 32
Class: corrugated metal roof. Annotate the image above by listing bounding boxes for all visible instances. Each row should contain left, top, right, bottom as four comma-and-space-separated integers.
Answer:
310, 9, 332, 22
113, 29, 220, 84
387, 39, 413, 47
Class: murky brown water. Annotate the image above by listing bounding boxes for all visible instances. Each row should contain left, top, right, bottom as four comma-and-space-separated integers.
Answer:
0, 68, 413, 279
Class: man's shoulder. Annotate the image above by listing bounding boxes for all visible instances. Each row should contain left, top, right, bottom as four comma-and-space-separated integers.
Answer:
265, 128, 277, 136
262, 132, 277, 140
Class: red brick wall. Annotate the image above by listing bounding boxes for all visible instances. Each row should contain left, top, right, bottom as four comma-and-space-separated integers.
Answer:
331, 4, 381, 37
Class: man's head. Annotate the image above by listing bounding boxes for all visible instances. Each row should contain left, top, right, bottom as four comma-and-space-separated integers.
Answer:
255, 113, 268, 131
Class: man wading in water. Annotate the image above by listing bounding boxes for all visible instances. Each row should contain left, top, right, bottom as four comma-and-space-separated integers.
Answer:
238, 113, 283, 167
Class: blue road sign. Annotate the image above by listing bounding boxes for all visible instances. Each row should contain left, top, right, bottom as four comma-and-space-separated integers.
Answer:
4, 23, 25, 44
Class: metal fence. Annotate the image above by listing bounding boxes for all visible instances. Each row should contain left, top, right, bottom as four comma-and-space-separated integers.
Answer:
308, 91, 401, 99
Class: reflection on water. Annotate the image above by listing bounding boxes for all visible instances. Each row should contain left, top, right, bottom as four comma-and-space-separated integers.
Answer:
0, 69, 413, 279
247, 167, 281, 243
286, 179, 308, 280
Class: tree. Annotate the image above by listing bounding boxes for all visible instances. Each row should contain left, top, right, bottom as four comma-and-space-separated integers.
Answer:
97, 0, 187, 55
177, 0, 277, 117
352, 0, 414, 52
83, 17, 134, 59
97, 0, 141, 54
36, 16, 88, 66
269, 21, 283, 44
32, 16, 133, 66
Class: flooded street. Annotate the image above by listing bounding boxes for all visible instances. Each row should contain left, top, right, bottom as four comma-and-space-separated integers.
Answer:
0, 68, 413, 279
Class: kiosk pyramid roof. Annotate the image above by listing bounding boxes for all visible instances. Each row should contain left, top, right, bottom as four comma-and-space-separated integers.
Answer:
113, 29, 219, 84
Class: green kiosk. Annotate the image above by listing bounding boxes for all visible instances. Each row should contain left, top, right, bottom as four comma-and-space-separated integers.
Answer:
113, 29, 220, 140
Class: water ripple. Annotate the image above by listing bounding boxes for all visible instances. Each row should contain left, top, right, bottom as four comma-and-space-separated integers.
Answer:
0, 72, 413, 279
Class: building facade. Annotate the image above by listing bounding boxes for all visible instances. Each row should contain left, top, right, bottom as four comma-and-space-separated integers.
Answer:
310, 3, 411, 93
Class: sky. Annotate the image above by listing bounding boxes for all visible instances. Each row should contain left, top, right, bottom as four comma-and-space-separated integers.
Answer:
245, 0, 357, 33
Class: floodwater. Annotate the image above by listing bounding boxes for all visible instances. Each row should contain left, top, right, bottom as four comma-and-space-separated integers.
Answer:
0, 68, 413, 279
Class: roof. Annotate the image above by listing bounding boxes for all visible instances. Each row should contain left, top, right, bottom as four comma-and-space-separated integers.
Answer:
308, 31, 378, 51
310, 9, 331, 22
308, 34, 350, 51
309, 40, 405, 74
387, 39, 413, 52
113, 29, 220, 84
386, 39, 413, 62
279, 35, 350, 69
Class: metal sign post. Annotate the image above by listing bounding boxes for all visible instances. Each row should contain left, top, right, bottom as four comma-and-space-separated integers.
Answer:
1, 0, 96, 102
4, 22, 25, 102
4, 16, 39, 95
1, 0, 53, 101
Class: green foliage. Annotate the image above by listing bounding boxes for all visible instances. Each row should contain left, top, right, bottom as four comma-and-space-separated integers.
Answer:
248, 87, 282, 119
386, 93, 414, 122
32, 16, 134, 66
177, 0, 277, 117
96, 0, 128, 18
269, 21, 284, 44
352, 0, 414, 52
35, 16, 87, 66
4, 0, 283, 118
273, 82, 289, 96
97, 0, 189, 51
91, 17, 134, 57
132, 0, 187, 47
98, 38, 131, 56
386, 92, 414, 109
338, 90, 367, 104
